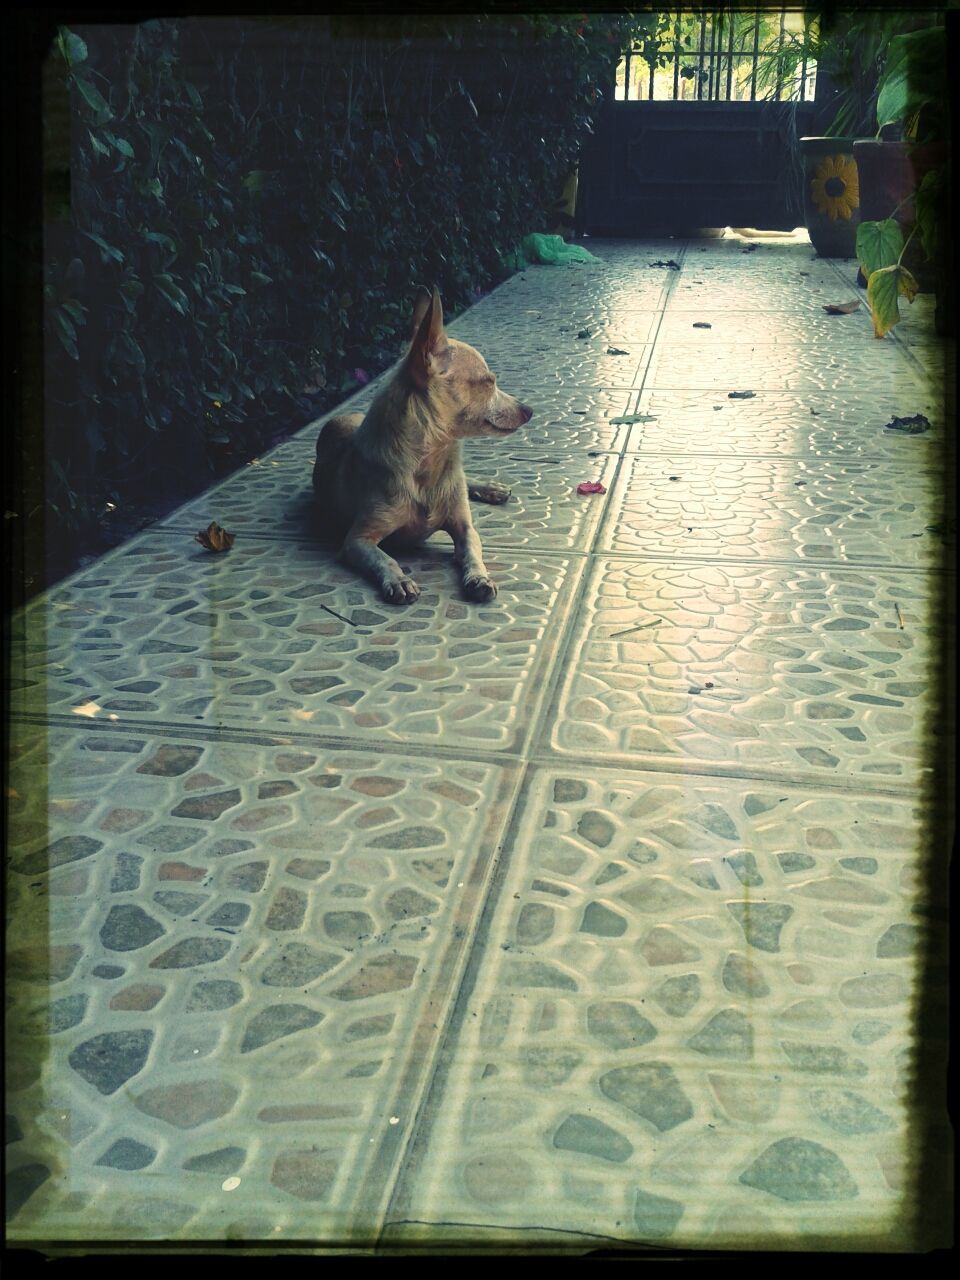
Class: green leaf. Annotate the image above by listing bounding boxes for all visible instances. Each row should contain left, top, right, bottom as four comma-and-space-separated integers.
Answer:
325, 207, 347, 232
242, 170, 273, 195
143, 231, 178, 257
154, 273, 189, 314
87, 129, 111, 157
73, 75, 113, 123
102, 130, 134, 158
54, 309, 78, 357
58, 29, 88, 66
866, 264, 916, 338
250, 271, 273, 286
120, 278, 144, 304
61, 300, 87, 325
223, 284, 247, 295
856, 219, 903, 279
81, 230, 124, 264
184, 82, 203, 110
327, 178, 351, 211
118, 333, 146, 372
876, 28, 945, 131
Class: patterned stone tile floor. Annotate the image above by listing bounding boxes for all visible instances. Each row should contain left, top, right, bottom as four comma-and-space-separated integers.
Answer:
6, 232, 954, 1253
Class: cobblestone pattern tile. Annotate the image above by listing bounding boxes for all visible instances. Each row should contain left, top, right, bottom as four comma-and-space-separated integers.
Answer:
545, 559, 936, 788
5, 727, 515, 1240
597, 455, 939, 567
389, 767, 920, 1245
156, 444, 618, 552
8, 535, 580, 752
657, 310, 877, 345
438, 345, 650, 391
450, 306, 659, 350
667, 273, 869, 313
645, 339, 925, 394
623, 390, 948, 462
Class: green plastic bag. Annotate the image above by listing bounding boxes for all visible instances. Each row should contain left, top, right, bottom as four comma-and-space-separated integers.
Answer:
506, 233, 601, 270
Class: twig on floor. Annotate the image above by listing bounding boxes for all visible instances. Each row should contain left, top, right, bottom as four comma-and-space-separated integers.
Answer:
894, 602, 904, 630
321, 602, 359, 626
610, 619, 659, 638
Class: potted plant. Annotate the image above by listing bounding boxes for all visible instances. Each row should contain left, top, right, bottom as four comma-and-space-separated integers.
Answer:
759, 9, 930, 258
854, 21, 949, 335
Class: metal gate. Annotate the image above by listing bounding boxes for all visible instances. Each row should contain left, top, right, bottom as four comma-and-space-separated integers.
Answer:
578, 7, 825, 234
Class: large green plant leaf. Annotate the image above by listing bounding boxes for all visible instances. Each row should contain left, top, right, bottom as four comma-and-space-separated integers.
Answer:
73, 75, 113, 123
876, 27, 945, 131
856, 219, 903, 278
57, 29, 88, 66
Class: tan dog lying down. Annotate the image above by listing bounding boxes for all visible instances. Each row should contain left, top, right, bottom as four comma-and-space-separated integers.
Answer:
313, 286, 532, 604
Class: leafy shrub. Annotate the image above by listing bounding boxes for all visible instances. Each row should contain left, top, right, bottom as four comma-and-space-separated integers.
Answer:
39, 14, 628, 569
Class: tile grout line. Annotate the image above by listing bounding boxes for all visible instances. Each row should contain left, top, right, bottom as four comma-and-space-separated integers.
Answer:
6, 708, 931, 802
505, 245, 691, 760
375, 756, 544, 1239
141, 523, 952, 577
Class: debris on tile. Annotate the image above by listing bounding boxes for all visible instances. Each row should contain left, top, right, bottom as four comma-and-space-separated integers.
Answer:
195, 522, 235, 553
810, 407, 820, 416
894, 603, 904, 630
609, 619, 658, 638
823, 300, 861, 315
799, 271, 810, 277
741, 244, 759, 253
713, 405, 724, 411
648, 259, 681, 270
577, 328, 593, 339
692, 322, 712, 329
606, 347, 630, 355
610, 414, 656, 425
669, 475, 680, 481
884, 414, 930, 435
728, 391, 756, 399
576, 481, 606, 496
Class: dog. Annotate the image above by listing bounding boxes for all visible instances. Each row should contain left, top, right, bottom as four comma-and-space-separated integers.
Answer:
312, 286, 532, 605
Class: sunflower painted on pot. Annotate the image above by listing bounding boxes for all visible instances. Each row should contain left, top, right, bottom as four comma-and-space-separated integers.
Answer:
800, 137, 862, 258
810, 154, 860, 221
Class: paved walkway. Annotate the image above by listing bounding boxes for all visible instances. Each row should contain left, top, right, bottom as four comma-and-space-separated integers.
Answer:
7, 233, 953, 1251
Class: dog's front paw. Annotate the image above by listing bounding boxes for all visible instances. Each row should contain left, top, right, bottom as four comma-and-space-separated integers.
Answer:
463, 574, 498, 603
382, 575, 421, 605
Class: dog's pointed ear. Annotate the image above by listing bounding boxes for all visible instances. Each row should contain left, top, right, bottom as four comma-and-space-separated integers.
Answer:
406, 285, 447, 388
409, 286, 433, 341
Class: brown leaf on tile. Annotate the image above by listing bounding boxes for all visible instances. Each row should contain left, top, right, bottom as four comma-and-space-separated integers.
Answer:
195, 522, 235, 553
822, 300, 861, 315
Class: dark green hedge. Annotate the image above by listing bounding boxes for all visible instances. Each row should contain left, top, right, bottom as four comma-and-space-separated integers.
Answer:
38, 13, 632, 563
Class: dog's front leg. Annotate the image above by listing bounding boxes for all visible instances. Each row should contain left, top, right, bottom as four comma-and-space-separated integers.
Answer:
341, 525, 421, 605
444, 513, 497, 603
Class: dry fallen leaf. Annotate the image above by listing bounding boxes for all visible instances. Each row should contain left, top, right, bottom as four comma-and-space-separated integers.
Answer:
196, 521, 235, 552
823, 299, 861, 315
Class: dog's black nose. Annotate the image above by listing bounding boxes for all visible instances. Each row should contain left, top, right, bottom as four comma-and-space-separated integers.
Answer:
519, 403, 533, 423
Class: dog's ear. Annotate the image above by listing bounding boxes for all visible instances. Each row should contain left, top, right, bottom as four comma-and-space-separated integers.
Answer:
406, 286, 448, 387
409, 286, 433, 341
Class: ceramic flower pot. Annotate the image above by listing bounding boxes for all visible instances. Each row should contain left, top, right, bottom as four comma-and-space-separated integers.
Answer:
852, 139, 945, 293
800, 137, 861, 257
